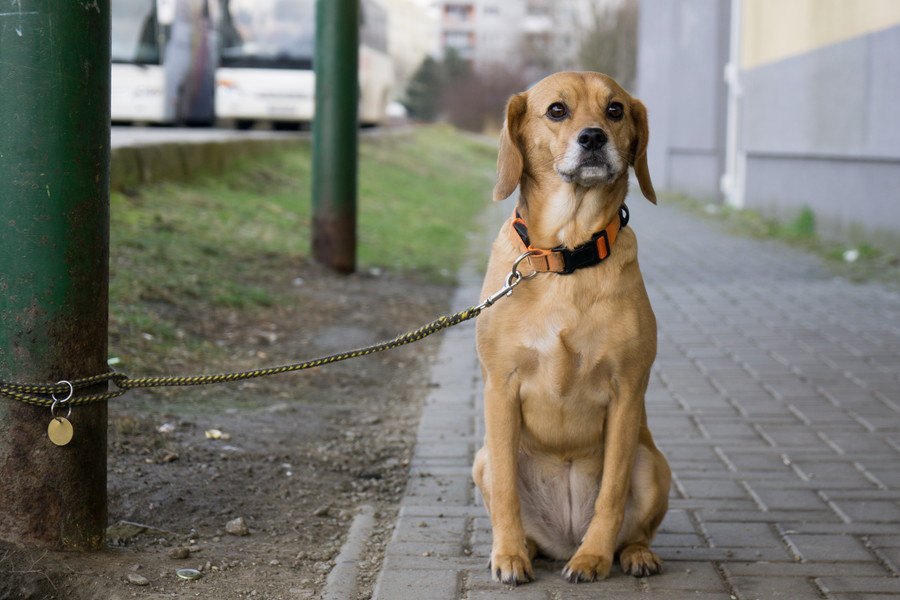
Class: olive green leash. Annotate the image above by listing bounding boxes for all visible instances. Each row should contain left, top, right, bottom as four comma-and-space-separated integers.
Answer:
0, 251, 539, 411
0, 305, 483, 409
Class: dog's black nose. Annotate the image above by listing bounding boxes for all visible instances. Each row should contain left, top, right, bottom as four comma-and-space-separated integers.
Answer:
577, 128, 607, 151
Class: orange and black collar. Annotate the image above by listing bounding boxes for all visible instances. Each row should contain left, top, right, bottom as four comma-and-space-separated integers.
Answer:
509, 204, 630, 274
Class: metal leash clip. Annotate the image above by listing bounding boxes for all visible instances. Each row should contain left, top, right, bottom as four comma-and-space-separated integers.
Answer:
476, 251, 541, 311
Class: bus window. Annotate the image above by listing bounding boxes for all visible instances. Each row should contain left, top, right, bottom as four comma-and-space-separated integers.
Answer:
112, 0, 161, 65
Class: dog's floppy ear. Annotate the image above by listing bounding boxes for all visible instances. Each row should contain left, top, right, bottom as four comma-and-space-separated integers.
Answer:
629, 99, 657, 204
493, 93, 527, 201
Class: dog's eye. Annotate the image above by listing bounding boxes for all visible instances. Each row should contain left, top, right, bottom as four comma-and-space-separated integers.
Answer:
546, 102, 568, 121
607, 102, 624, 121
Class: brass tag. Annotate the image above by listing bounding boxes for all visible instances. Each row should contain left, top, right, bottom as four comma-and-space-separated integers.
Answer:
48, 417, 74, 446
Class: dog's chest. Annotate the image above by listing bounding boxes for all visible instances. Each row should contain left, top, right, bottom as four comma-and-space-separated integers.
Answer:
516, 304, 614, 450
519, 317, 611, 399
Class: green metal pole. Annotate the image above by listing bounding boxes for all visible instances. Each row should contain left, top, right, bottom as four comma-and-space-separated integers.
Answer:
0, 1, 110, 550
312, 0, 359, 273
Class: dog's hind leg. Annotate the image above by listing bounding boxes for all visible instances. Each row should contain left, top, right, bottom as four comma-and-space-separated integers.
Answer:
473, 446, 491, 512
616, 439, 670, 577
526, 537, 539, 561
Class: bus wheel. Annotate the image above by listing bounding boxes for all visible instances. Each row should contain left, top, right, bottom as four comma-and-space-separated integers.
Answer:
236, 119, 255, 130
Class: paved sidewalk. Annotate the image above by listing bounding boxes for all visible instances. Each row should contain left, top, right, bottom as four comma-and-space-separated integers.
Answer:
371, 197, 900, 600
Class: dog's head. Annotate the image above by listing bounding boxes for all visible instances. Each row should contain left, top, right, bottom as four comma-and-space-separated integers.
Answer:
494, 71, 656, 204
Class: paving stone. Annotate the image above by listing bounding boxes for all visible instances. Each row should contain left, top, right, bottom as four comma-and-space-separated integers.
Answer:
659, 546, 789, 562
642, 562, 726, 591
788, 460, 880, 489
372, 568, 459, 600
665, 444, 731, 464
724, 575, 824, 599
714, 450, 797, 473
723, 561, 888, 578
676, 478, 751, 500
702, 522, 785, 548
875, 547, 900, 573
828, 499, 900, 523
381, 554, 483, 571
670, 499, 759, 512
466, 588, 552, 600
697, 509, 837, 524
398, 504, 482, 518
659, 509, 700, 534
861, 465, 900, 488
816, 576, 900, 594
744, 485, 829, 512
781, 522, 900, 536
413, 441, 473, 460
385, 541, 465, 558
869, 535, 900, 548
654, 532, 708, 547
404, 474, 472, 505
393, 515, 468, 544
754, 424, 829, 448
694, 418, 763, 440
828, 594, 900, 600
784, 533, 873, 561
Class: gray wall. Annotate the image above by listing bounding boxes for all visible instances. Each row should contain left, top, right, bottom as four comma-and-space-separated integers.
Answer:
741, 24, 900, 236
637, 5, 900, 238
636, 0, 731, 200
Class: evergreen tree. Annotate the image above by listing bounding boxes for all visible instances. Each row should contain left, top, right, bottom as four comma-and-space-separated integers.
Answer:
404, 56, 443, 121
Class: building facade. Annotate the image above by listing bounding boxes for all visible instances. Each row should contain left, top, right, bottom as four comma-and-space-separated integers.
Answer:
434, 0, 611, 77
382, 0, 440, 93
637, 0, 900, 240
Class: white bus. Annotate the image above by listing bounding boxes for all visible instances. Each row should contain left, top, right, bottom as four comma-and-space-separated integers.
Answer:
216, 0, 393, 129
111, 0, 219, 125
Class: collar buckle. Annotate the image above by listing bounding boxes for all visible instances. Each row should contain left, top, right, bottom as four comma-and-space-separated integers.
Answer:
556, 230, 609, 275
511, 204, 627, 274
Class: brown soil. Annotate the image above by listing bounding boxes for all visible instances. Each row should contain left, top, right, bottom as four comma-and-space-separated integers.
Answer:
1, 259, 451, 600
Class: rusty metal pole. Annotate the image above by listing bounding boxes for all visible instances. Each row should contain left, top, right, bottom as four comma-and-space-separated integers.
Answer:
0, 1, 110, 550
312, 0, 359, 273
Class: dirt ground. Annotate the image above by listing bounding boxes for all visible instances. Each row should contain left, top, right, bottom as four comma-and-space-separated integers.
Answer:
1, 259, 454, 600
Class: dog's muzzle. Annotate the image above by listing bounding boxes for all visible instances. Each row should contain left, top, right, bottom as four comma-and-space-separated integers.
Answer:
556, 127, 621, 186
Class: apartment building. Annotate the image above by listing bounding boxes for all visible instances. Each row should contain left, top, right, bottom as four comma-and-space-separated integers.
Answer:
435, 0, 598, 76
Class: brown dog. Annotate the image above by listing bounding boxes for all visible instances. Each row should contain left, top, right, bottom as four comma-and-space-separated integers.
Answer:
472, 71, 670, 586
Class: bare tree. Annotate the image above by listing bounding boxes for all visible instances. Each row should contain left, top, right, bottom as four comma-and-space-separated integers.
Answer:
575, 0, 639, 91
442, 64, 530, 132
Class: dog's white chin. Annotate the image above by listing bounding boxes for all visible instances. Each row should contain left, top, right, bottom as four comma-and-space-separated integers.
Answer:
556, 164, 617, 187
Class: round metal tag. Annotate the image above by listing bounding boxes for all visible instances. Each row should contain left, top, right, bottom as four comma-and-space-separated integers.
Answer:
48, 417, 74, 446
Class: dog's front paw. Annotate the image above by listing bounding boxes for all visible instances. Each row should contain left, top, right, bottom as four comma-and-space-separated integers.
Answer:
619, 545, 663, 577
562, 553, 612, 583
490, 548, 534, 586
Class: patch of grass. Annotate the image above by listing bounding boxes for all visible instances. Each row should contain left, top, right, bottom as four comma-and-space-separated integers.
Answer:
665, 193, 900, 284
109, 125, 497, 372
357, 127, 497, 275
779, 206, 816, 241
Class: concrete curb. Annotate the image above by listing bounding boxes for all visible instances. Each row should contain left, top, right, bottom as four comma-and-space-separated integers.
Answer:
323, 504, 377, 600
110, 138, 301, 192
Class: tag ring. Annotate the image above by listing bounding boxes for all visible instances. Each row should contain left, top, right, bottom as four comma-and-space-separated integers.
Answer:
50, 380, 74, 420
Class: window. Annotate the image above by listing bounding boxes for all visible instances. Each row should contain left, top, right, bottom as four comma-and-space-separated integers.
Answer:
444, 3, 474, 22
